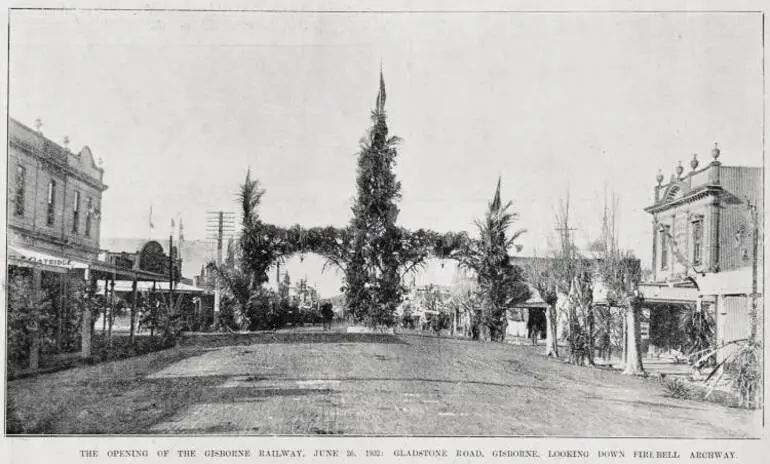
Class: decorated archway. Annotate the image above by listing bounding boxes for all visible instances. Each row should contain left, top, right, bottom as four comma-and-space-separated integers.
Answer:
228, 71, 524, 330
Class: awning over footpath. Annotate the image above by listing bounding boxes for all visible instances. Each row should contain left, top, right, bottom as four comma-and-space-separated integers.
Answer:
8, 245, 169, 281
8, 245, 89, 273
512, 285, 550, 308
696, 267, 763, 296
88, 261, 168, 281
638, 283, 700, 304
96, 280, 207, 294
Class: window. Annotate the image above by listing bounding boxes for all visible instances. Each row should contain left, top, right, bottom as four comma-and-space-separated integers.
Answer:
85, 197, 93, 237
72, 191, 81, 234
692, 218, 703, 266
660, 226, 669, 270
14, 165, 25, 216
47, 180, 56, 226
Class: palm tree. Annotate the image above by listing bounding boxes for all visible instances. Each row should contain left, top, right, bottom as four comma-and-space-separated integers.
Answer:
457, 177, 530, 342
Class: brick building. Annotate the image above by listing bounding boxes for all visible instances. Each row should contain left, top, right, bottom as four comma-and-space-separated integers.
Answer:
8, 118, 106, 264
6, 118, 168, 368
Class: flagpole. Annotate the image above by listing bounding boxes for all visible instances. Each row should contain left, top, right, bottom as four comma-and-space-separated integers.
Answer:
148, 205, 154, 241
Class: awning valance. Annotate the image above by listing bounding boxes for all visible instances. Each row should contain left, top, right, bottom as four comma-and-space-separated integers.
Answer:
8, 246, 89, 272
97, 280, 207, 294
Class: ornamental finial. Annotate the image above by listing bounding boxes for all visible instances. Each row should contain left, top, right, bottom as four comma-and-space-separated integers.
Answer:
675, 160, 684, 178
655, 169, 664, 186
712, 142, 720, 161
690, 153, 699, 171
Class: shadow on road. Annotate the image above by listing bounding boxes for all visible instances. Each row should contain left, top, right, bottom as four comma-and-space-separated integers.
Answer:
180, 332, 408, 347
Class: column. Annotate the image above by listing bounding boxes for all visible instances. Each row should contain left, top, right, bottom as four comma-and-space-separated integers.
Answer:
651, 217, 658, 282
130, 277, 138, 344
81, 272, 94, 359
709, 198, 720, 272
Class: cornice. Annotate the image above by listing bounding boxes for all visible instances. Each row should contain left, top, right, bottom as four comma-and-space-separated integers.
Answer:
644, 185, 722, 214
8, 224, 100, 256
10, 138, 108, 192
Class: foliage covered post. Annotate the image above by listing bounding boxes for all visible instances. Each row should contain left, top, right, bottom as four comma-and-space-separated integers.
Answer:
347, 70, 404, 327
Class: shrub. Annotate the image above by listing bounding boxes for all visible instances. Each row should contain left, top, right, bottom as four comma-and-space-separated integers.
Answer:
723, 341, 763, 409
680, 306, 715, 366
662, 377, 693, 400
692, 339, 763, 409
6, 271, 53, 374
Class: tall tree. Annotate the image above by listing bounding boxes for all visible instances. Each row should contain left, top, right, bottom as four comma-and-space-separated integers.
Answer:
346, 70, 404, 327
593, 192, 644, 374
551, 194, 597, 366
456, 178, 530, 341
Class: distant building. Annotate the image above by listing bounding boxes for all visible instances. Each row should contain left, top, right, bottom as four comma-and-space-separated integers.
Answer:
640, 144, 763, 360
100, 240, 184, 284
101, 238, 218, 284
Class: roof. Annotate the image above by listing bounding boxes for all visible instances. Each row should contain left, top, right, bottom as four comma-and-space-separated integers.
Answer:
512, 284, 549, 308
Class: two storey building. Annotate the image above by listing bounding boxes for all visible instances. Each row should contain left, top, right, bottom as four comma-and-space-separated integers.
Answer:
8, 118, 106, 266
640, 144, 763, 361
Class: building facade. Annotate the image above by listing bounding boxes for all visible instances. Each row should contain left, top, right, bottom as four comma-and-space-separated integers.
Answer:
8, 118, 107, 263
641, 144, 763, 360
7, 118, 173, 367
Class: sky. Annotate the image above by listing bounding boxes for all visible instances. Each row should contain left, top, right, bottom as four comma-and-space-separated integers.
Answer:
8, 10, 764, 297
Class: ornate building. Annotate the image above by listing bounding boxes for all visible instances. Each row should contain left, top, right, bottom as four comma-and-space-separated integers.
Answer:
640, 144, 763, 360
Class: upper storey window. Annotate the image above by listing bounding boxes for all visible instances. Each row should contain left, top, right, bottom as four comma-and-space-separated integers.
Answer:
85, 197, 93, 237
72, 191, 81, 234
692, 217, 704, 266
660, 225, 670, 270
14, 165, 25, 217
47, 179, 56, 226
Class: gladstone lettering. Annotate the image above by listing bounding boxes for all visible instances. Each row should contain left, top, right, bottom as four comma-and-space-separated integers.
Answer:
393, 449, 448, 457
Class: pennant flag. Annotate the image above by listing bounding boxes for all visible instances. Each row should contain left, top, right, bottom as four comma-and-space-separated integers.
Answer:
149, 205, 155, 229
490, 176, 502, 212
376, 68, 386, 112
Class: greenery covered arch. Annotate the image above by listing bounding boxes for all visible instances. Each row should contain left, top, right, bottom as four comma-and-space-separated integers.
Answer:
228, 70, 527, 330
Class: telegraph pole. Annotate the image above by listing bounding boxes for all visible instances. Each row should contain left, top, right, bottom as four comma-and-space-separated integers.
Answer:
215, 212, 222, 315
169, 219, 175, 310
206, 211, 235, 327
